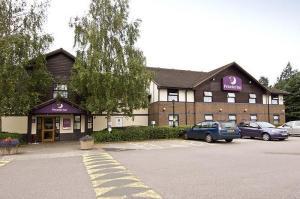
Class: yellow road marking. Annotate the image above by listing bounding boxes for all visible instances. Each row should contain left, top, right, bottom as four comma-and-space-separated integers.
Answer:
0, 159, 11, 167
82, 153, 162, 199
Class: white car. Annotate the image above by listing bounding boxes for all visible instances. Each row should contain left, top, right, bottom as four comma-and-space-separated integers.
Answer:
278, 121, 300, 136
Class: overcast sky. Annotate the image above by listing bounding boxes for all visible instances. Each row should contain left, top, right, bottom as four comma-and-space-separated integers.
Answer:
46, 0, 300, 84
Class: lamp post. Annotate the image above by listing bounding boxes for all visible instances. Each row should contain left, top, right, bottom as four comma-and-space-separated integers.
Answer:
172, 99, 175, 128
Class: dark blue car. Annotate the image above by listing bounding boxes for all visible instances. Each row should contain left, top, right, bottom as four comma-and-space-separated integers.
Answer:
184, 121, 241, 143
238, 121, 289, 141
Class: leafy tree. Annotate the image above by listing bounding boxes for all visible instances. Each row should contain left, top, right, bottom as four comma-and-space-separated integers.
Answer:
258, 76, 269, 87
0, 0, 53, 130
275, 62, 298, 89
70, 0, 152, 129
278, 72, 300, 121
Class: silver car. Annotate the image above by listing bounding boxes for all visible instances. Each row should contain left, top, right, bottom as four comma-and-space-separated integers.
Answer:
278, 121, 300, 136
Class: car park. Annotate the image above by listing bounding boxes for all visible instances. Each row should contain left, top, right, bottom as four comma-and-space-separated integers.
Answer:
238, 121, 288, 141
278, 121, 300, 136
184, 121, 241, 143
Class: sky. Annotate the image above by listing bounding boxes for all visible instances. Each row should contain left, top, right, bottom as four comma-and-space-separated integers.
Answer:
45, 0, 300, 84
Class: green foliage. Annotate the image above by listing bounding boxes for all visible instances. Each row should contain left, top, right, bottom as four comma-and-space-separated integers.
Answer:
275, 62, 298, 89
0, 132, 23, 142
70, 0, 152, 126
92, 126, 189, 143
0, 0, 53, 116
258, 76, 269, 87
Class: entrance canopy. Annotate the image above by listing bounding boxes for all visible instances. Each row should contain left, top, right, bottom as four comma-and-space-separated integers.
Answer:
31, 99, 88, 115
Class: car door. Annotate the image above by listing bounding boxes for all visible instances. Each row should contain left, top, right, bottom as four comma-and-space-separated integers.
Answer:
239, 122, 251, 137
190, 124, 202, 139
292, 121, 300, 135
249, 122, 261, 137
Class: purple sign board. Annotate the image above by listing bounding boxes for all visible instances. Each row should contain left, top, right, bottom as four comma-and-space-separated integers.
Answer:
222, 76, 242, 91
63, 118, 71, 128
33, 101, 83, 114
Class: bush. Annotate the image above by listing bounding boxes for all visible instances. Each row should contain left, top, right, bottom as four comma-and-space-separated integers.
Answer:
92, 126, 190, 143
0, 132, 23, 141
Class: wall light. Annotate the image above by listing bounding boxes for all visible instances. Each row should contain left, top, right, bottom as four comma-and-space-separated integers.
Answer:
244, 109, 248, 112
162, 107, 166, 112
219, 108, 223, 112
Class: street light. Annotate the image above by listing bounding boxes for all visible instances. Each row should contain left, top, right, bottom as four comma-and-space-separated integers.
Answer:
172, 99, 175, 128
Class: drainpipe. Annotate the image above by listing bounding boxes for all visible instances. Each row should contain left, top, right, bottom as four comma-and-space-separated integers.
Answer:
172, 99, 175, 128
185, 90, 188, 125
267, 93, 270, 123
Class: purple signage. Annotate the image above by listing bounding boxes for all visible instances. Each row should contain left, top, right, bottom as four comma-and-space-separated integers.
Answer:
63, 118, 71, 128
223, 76, 242, 91
33, 101, 83, 114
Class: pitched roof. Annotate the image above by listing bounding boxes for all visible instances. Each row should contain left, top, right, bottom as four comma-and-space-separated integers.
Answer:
45, 48, 75, 60
148, 63, 288, 95
148, 67, 207, 89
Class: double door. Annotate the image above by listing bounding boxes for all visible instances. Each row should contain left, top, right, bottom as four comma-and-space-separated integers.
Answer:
37, 117, 60, 142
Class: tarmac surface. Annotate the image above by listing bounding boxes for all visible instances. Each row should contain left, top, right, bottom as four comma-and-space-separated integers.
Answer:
0, 138, 300, 199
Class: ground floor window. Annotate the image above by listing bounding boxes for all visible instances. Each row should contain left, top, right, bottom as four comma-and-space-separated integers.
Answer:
74, 115, 81, 131
88, 116, 93, 130
204, 114, 213, 122
273, 115, 280, 125
250, 114, 257, 122
228, 114, 237, 123
168, 114, 179, 127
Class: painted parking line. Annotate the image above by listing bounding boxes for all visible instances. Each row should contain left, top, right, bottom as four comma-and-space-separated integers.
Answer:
82, 153, 162, 199
0, 159, 12, 167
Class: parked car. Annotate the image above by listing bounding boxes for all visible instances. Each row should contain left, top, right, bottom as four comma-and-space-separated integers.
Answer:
278, 121, 300, 136
238, 121, 288, 141
184, 121, 240, 143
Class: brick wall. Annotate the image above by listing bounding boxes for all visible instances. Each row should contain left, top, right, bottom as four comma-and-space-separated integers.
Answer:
149, 102, 286, 126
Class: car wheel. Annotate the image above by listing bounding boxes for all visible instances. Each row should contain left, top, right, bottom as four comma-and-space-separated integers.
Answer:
225, 139, 233, 143
250, 137, 255, 139
262, 133, 271, 141
205, 134, 213, 143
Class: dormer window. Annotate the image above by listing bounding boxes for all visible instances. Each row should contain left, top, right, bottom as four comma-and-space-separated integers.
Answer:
53, 84, 68, 98
227, 93, 236, 103
204, 91, 213, 103
271, 95, 279, 104
249, 94, 256, 104
167, 89, 178, 101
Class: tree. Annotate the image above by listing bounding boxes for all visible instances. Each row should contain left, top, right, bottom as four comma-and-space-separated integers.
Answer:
0, 0, 53, 130
258, 76, 269, 87
278, 72, 300, 121
70, 0, 152, 130
275, 62, 298, 89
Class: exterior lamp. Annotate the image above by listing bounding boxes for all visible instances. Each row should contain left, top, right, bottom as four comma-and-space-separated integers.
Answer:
162, 107, 166, 112
219, 108, 223, 112
244, 109, 248, 112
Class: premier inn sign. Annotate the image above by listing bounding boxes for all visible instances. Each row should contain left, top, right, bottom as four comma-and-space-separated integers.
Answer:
222, 76, 242, 91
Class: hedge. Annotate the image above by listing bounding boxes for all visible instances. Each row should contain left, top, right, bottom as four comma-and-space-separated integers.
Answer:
0, 132, 24, 143
92, 126, 190, 143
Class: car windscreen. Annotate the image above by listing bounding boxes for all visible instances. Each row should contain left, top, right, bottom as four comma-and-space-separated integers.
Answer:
256, 122, 275, 128
220, 122, 236, 129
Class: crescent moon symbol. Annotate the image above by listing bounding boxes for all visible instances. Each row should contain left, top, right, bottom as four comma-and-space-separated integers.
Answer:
57, 103, 64, 109
230, 76, 237, 85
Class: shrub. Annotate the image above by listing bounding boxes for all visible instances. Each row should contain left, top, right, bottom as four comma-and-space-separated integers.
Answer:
92, 126, 190, 143
0, 132, 23, 141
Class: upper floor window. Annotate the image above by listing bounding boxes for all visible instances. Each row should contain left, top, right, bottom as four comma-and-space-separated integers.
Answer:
249, 94, 256, 104
271, 95, 279, 104
53, 84, 68, 98
167, 89, 178, 101
204, 91, 213, 103
227, 93, 236, 103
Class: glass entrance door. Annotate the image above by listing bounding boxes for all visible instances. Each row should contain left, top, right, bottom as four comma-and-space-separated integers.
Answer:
42, 117, 55, 142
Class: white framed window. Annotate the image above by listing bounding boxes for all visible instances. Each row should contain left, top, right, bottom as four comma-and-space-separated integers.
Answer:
250, 114, 257, 122
249, 94, 256, 104
168, 114, 179, 127
204, 114, 213, 122
228, 114, 237, 123
271, 95, 279, 104
273, 115, 280, 125
204, 91, 213, 103
74, 115, 81, 130
167, 89, 179, 101
227, 93, 236, 103
53, 84, 68, 98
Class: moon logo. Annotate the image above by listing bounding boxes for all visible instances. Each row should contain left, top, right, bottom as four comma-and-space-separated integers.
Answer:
57, 103, 64, 109
229, 76, 237, 85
